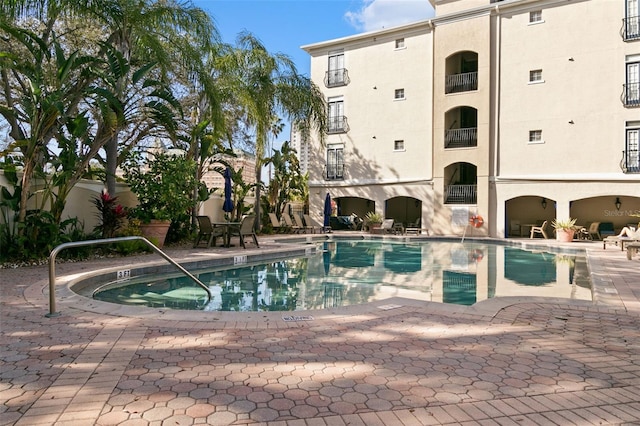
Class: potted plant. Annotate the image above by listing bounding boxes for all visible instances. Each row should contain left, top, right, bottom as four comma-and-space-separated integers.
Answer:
122, 151, 199, 248
364, 211, 384, 233
552, 217, 577, 242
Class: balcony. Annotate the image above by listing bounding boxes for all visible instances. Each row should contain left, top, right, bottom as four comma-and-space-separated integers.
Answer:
621, 83, 640, 107
444, 184, 477, 204
621, 150, 640, 173
621, 16, 640, 41
325, 68, 350, 88
445, 127, 477, 149
325, 163, 344, 180
445, 72, 478, 94
327, 116, 349, 134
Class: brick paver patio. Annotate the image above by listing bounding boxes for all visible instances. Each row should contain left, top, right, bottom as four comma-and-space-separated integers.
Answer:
2, 235, 640, 425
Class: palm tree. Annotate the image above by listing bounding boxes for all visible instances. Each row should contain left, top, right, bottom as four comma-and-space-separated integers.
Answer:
1, 0, 220, 196
218, 32, 327, 230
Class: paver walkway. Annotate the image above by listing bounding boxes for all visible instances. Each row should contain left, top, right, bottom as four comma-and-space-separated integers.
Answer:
2, 236, 640, 425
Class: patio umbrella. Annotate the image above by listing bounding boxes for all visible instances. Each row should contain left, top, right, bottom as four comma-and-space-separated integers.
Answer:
323, 192, 332, 229
222, 167, 234, 215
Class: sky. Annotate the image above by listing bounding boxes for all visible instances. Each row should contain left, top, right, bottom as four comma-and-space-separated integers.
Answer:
193, 0, 435, 147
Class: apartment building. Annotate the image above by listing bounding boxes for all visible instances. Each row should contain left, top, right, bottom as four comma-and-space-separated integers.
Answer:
302, 0, 640, 237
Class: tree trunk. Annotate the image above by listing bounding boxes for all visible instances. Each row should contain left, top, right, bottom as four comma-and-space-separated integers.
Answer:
105, 135, 118, 196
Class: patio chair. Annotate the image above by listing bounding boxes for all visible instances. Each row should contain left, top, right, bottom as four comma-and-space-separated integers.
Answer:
194, 216, 225, 248
529, 220, 548, 239
268, 213, 289, 233
587, 222, 601, 240
510, 220, 521, 237
282, 213, 303, 233
227, 215, 259, 249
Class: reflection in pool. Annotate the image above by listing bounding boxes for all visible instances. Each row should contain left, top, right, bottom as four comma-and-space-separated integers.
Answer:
92, 240, 592, 311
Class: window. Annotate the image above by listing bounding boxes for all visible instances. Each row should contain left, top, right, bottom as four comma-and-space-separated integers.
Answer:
327, 97, 346, 133
327, 51, 345, 87
624, 122, 640, 172
326, 144, 344, 180
394, 88, 405, 100
529, 10, 542, 23
394, 140, 405, 151
529, 69, 543, 83
395, 38, 405, 49
625, 0, 640, 40
528, 130, 543, 144
626, 58, 640, 106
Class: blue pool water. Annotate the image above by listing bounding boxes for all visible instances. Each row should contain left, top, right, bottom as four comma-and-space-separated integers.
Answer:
92, 240, 592, 311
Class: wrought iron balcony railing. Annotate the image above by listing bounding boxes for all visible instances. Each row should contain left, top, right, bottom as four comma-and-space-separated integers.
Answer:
444, 184, 477, 204
621, 16, 640, 41
325, 68, 350, 88
621, 149, 640, 173
327, 116, 349, 134
445, 127, 478, 149
445, 72, 478, 94
621, 83, 640, 107
325, 163, 345, 180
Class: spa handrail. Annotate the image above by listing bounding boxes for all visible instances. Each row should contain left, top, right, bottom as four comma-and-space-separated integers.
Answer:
47, 236, 212, 317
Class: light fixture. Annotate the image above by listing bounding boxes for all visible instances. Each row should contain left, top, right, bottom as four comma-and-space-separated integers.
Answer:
568, 120, 574, 124
372, 136, 377, 139
541, 198, 547, 209
615, 197, 622, 211
373, 86, 377, 90
568, 57, 574, 61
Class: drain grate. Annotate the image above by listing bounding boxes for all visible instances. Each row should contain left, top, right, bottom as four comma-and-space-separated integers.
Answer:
378, 304, 403, 310
282, 315, 314, 322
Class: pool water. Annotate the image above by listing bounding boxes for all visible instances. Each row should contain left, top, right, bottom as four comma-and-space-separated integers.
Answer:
92, 240, 592, 311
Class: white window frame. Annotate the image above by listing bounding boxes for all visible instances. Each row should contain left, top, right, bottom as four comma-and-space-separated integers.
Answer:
326, 143, 344, 180
529, 10, 543, 24
395, 38, 405, 50
394, 140, 405, 151
529, 69, 544, 84
327, 96, 345, 132
394, 88, 405, 100
626, 58, 640, 105
528, 130, 544, 144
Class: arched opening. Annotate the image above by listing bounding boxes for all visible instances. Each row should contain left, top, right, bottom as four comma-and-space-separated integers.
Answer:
444, 162, 477, 204
445, 106, 478, 148
445, 51, 478, 94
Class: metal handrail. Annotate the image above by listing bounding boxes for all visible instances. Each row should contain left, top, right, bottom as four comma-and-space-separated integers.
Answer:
47, 236, 212, 317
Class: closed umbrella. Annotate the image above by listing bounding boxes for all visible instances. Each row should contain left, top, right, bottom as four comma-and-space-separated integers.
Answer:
223, 167, 234, 216
323, 192, 332, 231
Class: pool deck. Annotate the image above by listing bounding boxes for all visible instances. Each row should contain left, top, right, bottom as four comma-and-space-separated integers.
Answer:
2, 234, 640, 425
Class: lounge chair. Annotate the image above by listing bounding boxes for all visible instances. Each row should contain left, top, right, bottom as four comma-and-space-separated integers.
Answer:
374, 219, 395, 234
303, 214, 319, 234
291, 213, 310, 234
603, 228, 640, 251
227, 215, 259, 249
282, 213, 303, 233
529, 220, 548, 239
194, 215, 225, 248
268, 213, 288, 233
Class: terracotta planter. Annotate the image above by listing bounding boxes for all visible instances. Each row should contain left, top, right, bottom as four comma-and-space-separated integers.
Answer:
369, 224, 382, 234
140, 220, 171, 248
555, 228, 575, 242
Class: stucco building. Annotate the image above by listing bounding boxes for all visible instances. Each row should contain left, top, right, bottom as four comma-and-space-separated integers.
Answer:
302, 0, 640, 237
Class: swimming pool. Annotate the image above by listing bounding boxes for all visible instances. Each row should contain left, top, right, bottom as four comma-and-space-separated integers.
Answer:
90, 239, 592, 311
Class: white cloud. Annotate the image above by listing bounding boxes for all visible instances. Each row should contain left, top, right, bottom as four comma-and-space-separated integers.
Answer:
345, 0, 435, 32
